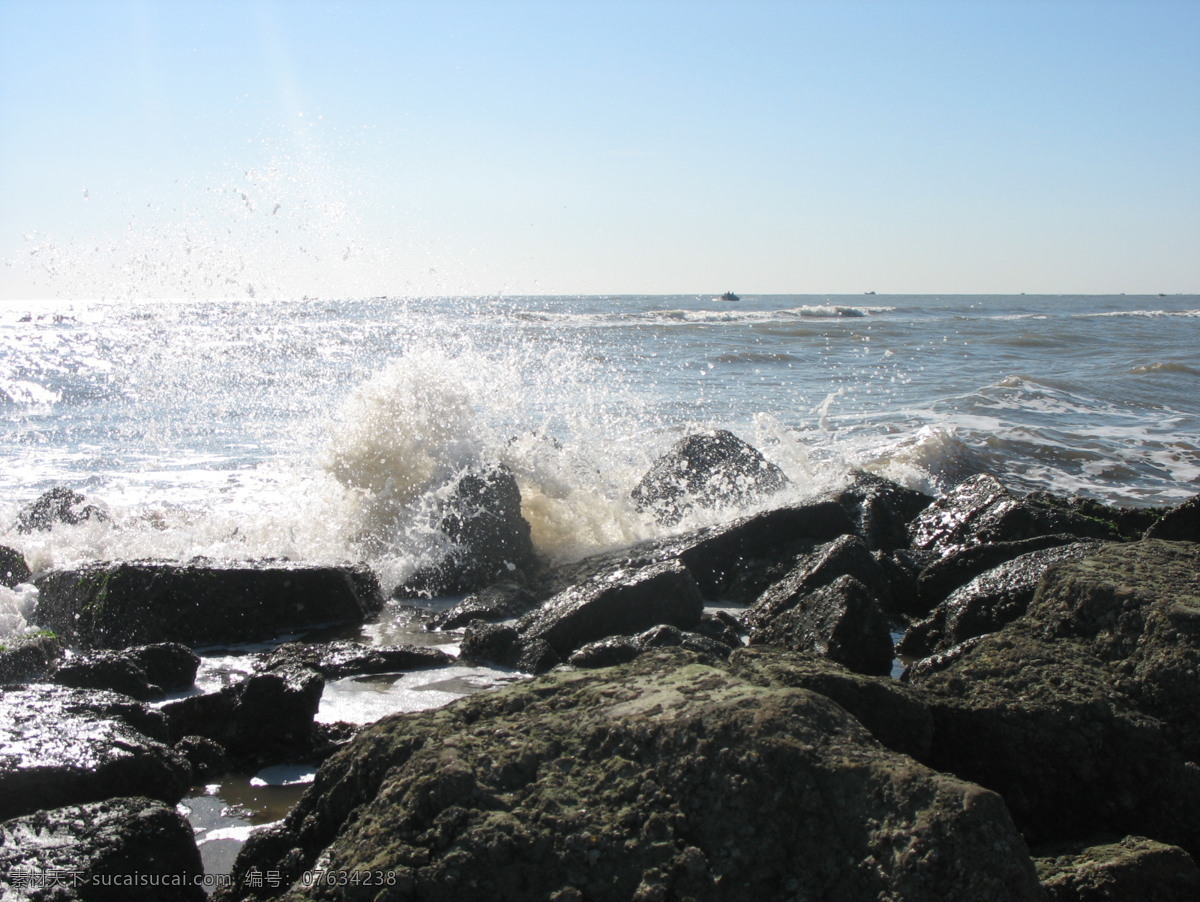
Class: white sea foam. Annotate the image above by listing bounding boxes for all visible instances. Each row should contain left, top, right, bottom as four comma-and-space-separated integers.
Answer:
0, 584, 39, 640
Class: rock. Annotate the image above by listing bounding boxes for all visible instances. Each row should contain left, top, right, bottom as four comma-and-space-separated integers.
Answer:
909, 474, 1132, 554
257, 640, 452, 678
568, 624, 735, 669
631, 428, 789, 525
15, 486, 110, 533
1144, 493, 1200, 542
426, 580, 538, 630
898, 540, 1105, 659
0, 632, 63, 685
0, 545, 31, 587
873, 547, 934, 619
50, 644, 198, 701
128, 642, 201, 691
0, 796, 205, 901
219, 649, 1043, 902
1026, 539, 1200, 756
458, 622, 521, 668
827, 470, 934, 551
1035, 835, 1200, 902
51, 650, 164, 701
0, 685, 190, 822
915, 533, 1084, 614
532, 500, 855, 605
33, 560, 384, 649
729, 646, 935, 761
515, 559, 704, 671
910, 575, 1200, 859
747, 574, 895, 676
162, 665, 325, 764
175, 735, 231, 781
396, 466, 536, 598
743, 534, 889, 632
47, 642, 197, 701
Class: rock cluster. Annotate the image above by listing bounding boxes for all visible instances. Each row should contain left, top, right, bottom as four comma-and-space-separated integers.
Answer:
2, 443, 1199, 900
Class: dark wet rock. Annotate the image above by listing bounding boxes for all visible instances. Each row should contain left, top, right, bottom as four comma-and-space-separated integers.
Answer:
1144, 493, 1200, 542
915, 533, 1084, 614
175, 735, 231, 781
15, 486, 110, 533
49, 643, 197, 701
51, 651, 164, 701
0, 796, 205, 901
630, 428, 789, 525
0, 545, 31, 587
0, 632, 63, 685
458, 621, 521, 668
899, 635, 987, 682
747, 574, 894, 676
1035, 835, 1200, 902
690, 609, 744, 648
128, 642, 201, 691
568, 624, 735, 669
898, 540, 1105, 659
162, 665, 325, 765
33, 560, 384, 649
257, 640, 451, 678
909, 474, 1133, 554
826, 470, 934, 551
729, 646, 934, 761
395, 465, 536, 598
743, 533, 889, 633
0, 685, 190, 822
872, 547, 933, 619
515, 559, 704, 672
219, 649, 1042, 902
532, 500, 855, 605
426, 580, 538, 630
514, 637, 560, 674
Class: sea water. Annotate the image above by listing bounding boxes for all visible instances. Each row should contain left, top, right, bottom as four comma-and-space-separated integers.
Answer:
1, 292, 1198, 635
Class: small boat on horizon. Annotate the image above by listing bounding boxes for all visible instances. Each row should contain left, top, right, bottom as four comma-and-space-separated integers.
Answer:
718, 291, 740, 301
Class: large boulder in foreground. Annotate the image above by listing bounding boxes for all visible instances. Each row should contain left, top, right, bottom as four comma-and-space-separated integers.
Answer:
0, 796, 205, 901
219, 650, 1042, 902
631, 428, 789, 525
911, 540, 1200, 855
33, 560, 384, 649
0, 685, 190, 822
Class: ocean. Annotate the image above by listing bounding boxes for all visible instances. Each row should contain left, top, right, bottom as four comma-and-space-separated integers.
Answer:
2, 292, 1199, 636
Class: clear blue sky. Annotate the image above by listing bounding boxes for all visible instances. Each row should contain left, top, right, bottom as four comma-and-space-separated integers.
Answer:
1, 0, 1197, 299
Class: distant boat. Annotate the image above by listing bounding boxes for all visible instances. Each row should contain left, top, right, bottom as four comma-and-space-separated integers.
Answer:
864, 291, 876, 296
718, 291, 740, 301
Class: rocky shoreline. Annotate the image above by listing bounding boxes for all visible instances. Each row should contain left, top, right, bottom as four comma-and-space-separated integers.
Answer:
2, 434, 1199, 900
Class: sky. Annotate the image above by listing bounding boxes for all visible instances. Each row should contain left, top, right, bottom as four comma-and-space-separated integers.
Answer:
1, 0, 1197, 299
